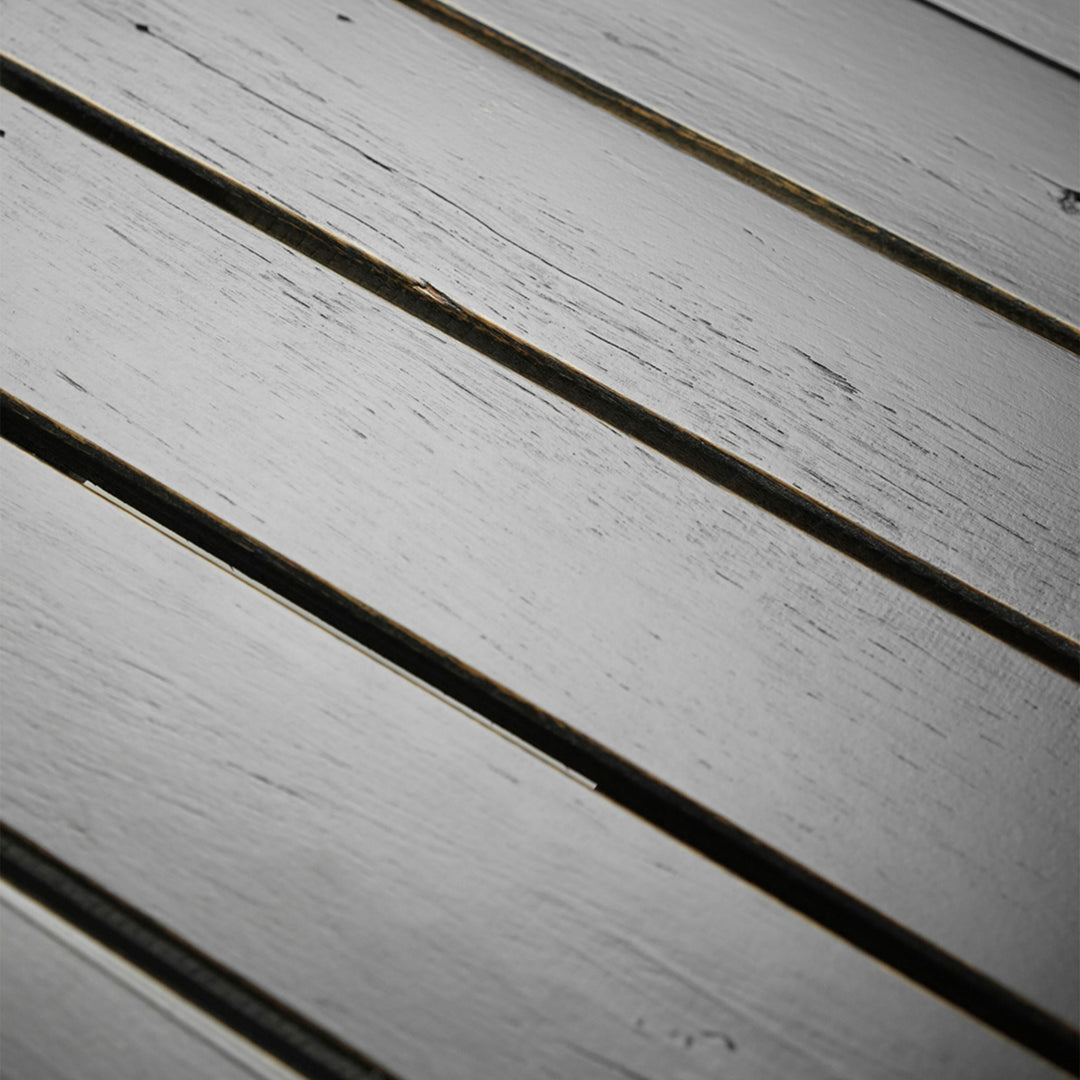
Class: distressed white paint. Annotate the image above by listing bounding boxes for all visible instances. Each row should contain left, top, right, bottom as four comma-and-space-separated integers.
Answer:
449, 0, 1080, 323
933, 0, 1080, 69
0, 443, 1066, 1080
2, 102, 1076, 1020
0, 885, 303, 1080
3, 0, 1078, 636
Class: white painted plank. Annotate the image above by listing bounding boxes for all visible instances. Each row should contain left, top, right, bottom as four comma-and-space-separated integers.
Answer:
2, 101, 1076, 1021
438, 0, 1080, 322
0, 442, 1065, 1080
0, 885, 302, 1080
2, 0, 1077, 637
931, 0, 1079, 70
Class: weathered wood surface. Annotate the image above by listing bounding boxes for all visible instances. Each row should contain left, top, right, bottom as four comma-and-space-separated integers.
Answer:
0, 885, 302, 1080
930, 0, 1080, 70
3, 101, 1076, 1022
1, 443, 1066, 1080
3, 0, 1078, 638
442, 0, 1080, 325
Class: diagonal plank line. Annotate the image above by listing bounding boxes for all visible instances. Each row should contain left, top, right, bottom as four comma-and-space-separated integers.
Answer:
3, 391, 1078, 1073
392, 0, 1080, 352
0, 824, 404, 1080
905, 0, 1080, 78
2, 54, 1076, 681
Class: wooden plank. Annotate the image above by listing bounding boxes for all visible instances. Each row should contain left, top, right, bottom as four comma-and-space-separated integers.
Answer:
415, 0, 1080, 324
0, 885, 304, 1080
2, 0, 1077, 638
926, 0, 1080, 71
0, 442, 1067, 1080
2, 101, 1076, 1022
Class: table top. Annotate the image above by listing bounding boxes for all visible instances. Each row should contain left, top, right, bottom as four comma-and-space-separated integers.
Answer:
2, 1, 1077, 1077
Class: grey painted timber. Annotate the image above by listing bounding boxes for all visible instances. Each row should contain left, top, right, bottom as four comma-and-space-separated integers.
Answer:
0, 886, 303, 1080
0, 442, 1067, 1080
428, 0, 1080, 322
2, 0, 1078, 638
930, 0, 1080, 70
2, 101, 1076, 1021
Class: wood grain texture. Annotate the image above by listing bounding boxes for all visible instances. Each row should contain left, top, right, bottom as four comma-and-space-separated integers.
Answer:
0, 443, 1067, 1080
927, 0, 1080, 71
3, 0, 1078, 638
433, 0, 1080, 323
0, 886, 303, 1080
2, 101, 1076, 1022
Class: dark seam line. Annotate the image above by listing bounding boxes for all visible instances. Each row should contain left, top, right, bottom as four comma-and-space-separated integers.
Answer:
3, 55, 1076, 681
905, 0, 1080, 78
390, 0, 1080, 352
2, 393, 1078, 1074
0, 824, 404, 1080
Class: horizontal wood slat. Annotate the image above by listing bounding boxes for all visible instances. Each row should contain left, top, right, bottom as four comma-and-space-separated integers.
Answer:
0, 441, 1068, 1080
0, 885, 308, 1080
3, 0, 1078, 637
2, 101, 1076, 1023
425, 0, 1080, 323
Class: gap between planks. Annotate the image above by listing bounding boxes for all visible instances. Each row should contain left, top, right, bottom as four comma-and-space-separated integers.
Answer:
0, 883, 307, 1080
6, 92, 1078, 1021
0, 826, 401, 1080
1, 53, 1076, 683
8, 0, 1075, 634
389, 0, 1080, 351
81, 478, 597, 794
4, 442, 1071, 1080
3, 393, 1077, 1075
905, 0, 1080, 76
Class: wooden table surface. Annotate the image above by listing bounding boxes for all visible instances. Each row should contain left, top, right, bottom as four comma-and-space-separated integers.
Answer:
1, 1, 1077, 1077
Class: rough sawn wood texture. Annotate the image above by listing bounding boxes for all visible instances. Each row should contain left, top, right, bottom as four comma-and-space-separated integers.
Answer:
2, 100, 1077, 1023
1, 0, 1078, 1074
440, 0, 1080, 322
0, 443, 1066, 1080
3, 0, 1077, 637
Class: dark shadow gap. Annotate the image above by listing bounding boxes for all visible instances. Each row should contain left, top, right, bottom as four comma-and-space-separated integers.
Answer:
1, 55, 1075, 680
390, 0, 1080, 349
3, 393, 1077, 1074
905, 0, 1080, 78
0, 825, 404, 1080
